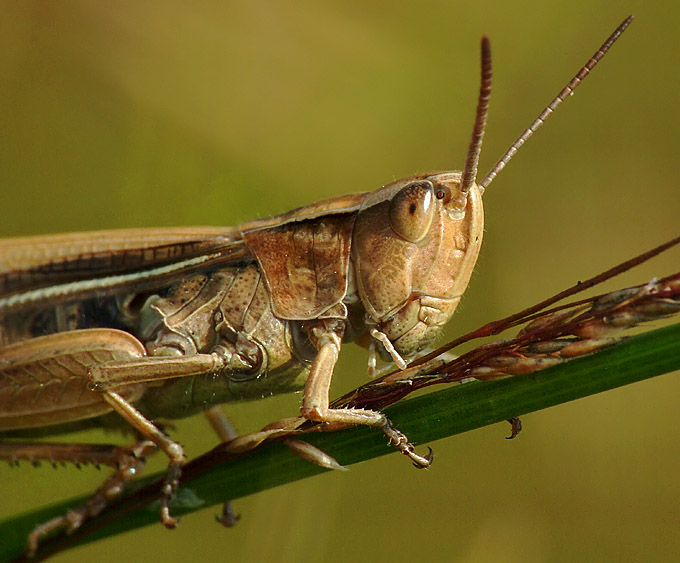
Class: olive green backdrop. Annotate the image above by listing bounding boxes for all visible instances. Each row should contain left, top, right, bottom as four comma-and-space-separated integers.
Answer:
1, 2, 679, 562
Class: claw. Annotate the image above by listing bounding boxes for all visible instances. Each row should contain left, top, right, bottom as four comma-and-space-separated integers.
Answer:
160, 471, 182, 529
215, 501, 241, 528
380, 418, 433, 469
412, 447, 434, 469
161, 503, 180, 529
506, 417, 522, 439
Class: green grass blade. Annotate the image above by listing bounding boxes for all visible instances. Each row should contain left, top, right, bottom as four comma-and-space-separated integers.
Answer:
2, 322, 680, 561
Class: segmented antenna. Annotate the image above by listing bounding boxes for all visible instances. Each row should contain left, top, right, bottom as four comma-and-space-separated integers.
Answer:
478, 15, 633, 192
460, 36, 492, 194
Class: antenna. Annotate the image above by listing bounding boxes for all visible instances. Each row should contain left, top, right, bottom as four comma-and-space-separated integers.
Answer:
460, 36, 493, 195
478, 15, 633, 193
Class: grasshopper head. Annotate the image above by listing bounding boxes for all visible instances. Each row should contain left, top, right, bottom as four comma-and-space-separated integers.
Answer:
349, 17, 631, 365
351, 36, 492, 365
352, 171, 483, 359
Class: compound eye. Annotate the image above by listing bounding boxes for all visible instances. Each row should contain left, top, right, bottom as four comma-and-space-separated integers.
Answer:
388, 181, 435, 243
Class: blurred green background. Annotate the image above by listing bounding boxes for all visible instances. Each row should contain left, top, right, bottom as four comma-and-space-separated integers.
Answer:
1, 2, 679, 561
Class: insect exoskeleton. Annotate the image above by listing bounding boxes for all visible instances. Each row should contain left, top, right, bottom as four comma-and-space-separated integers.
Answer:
350, 172, 483, 362
0, 15, 633, 557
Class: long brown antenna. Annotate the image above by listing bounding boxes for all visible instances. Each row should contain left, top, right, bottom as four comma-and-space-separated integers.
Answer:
478, 15, 633, 192
460, 36, 492, 194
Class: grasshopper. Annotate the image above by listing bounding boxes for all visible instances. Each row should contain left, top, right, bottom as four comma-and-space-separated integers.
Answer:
0, 16, 632, 554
